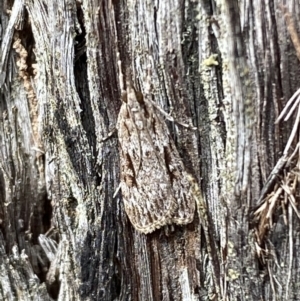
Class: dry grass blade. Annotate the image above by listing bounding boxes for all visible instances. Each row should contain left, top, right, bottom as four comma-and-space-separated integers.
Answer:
256, 157, 287, 204
284, 93, 300, 121
254, 194, 272, 216
282, 198, 288, 225
280, 183, 300, 219
283, 105, 300, 155
287, 142, 300, 165
275, 88, 300, 123
254, 188, 283, 242
266, 188, 283, 219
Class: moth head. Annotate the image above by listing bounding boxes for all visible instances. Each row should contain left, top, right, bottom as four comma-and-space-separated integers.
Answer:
125, 80, 145, 107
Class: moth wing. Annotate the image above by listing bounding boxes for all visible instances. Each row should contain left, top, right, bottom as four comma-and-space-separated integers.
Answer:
164, 143, 195, 225
151, 110, 195, 225
118, 103, 177, 234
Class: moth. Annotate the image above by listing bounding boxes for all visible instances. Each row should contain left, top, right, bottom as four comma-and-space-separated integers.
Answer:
116, 59, 195, 234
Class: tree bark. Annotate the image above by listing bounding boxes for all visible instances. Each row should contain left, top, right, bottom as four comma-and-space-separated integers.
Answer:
0, 0, 299, 300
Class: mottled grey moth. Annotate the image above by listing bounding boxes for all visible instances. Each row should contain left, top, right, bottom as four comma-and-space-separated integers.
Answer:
116, 59, 195, 234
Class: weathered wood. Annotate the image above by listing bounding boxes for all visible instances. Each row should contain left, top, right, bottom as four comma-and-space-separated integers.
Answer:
1, 0, 300, 300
